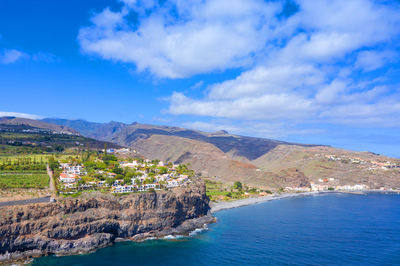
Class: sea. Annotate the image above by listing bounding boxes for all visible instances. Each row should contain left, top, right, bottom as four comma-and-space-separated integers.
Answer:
33, 193, 400, 265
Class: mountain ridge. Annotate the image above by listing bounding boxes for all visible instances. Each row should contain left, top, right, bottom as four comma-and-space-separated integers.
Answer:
42, 118, 322, 161
41, 117, 400, 189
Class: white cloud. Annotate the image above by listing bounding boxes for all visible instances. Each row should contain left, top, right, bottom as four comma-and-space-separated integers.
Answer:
356, 50, 397, 71
78, 0, 400, 136
0, 49, 27, 64
164, 0, 400, 129
169, 91, 314, 120
0, 112, 43, 120
207, 64, 324, 100
0, 47, 57, 64
190, 81, 204, 90
315, 79, 348, 104
79, 0, 282, 78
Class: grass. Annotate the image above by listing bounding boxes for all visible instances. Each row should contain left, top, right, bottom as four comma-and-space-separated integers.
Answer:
0, 173, 49, 189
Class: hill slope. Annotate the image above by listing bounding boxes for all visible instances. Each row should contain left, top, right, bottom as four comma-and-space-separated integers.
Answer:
42, 118, 400, 189
1, 117, 79, 135
0, 117, 122, 152
42, 118, 317, 160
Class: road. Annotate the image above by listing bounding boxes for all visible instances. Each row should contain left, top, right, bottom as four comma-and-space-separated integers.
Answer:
0, 196, 51, 207
47, 164, 56, 198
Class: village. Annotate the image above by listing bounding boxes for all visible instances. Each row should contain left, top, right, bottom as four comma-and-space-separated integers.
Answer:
281, 152, 400, 193
56, 152, 194, 195
323, 154, 400, 170
285, 177, 370, 193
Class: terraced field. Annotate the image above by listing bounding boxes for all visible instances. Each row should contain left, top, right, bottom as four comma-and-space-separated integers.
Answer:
0, 172, 49, 189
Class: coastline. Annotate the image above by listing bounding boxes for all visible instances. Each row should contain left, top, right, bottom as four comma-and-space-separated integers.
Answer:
210, 189, 400, 213
210, 192, 320, 213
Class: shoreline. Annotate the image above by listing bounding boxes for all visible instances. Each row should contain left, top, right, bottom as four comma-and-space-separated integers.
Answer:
210, 192, 321, 213
210, 190, 400, 213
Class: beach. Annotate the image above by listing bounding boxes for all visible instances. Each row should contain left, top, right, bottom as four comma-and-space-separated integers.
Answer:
210, 192, 321, 213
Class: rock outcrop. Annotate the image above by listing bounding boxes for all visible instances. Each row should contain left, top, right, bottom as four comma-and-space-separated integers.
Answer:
0, 181, 213, 262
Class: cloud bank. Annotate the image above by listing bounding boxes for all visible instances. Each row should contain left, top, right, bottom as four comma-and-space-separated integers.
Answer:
79, 0, 400, 138
0, 112, 43, 120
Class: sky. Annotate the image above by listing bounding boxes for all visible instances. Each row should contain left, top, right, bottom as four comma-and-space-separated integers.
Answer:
1, 0, 400, 158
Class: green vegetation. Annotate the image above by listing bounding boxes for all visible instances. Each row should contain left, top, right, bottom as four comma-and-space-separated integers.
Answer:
0, 173, 49, 189
205, 179, 266, 202
0, 156, 47, 171
233, 181, 243, 190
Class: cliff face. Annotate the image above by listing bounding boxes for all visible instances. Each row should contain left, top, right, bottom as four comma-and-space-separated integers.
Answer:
0, 181, 212, 262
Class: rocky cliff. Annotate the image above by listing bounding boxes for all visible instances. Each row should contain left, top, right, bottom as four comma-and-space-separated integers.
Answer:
0, 181, 213, 262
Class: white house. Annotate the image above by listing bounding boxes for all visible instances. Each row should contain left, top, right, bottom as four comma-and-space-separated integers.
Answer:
120, 161, 138, 168
59, 173, 78, 183
114, 185, 133, 193
166, 180, 179, 188
61, 164, 86, 175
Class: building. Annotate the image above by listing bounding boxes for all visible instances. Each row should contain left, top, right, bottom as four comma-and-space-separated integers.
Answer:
167, 180, 179, 188
120, 161, 139, 168
60, 164, 86, 175
59, 173, 78, 183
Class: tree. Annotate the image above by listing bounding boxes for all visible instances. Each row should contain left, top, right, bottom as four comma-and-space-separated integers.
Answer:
48, 157, 60, 171
124, 176, 132, 185
95, 161, 107, 170
233, 181, 243, 190
77, 179, 86, 187
157, 166, 168, 174
106, 177, 116, 187
112, 167, 123, 175
54, 145, 64, 152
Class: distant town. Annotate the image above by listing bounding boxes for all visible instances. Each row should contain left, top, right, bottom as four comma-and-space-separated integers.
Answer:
284, 153, 400, 193
323, 154, 400, 170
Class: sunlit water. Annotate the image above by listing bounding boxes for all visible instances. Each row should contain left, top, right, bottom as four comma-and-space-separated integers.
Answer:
33, 193, 400, 265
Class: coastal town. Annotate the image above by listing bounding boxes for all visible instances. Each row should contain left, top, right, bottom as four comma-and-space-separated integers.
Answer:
55, 150, 194, 195
323, 154, 400, 170
285, 179, 370, 193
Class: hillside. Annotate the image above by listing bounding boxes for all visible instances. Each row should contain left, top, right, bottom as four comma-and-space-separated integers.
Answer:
1, 117, 79, 135
0, 117, 122, 153
42, 118, 400, 189
42, 118, 317, 159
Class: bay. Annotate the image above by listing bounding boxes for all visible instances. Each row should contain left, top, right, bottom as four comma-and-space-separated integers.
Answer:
33, 193, 400, 265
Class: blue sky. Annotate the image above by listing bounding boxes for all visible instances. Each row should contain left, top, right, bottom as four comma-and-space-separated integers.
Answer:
1, 0, 400, 158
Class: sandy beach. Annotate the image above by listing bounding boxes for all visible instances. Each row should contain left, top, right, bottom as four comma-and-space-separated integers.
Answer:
210, 192, 322, 213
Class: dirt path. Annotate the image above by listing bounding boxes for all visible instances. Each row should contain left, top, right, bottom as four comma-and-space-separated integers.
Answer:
47, 164, 56, 198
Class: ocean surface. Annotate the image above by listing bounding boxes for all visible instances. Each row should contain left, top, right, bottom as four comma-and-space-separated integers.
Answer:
33, 193, 400, 265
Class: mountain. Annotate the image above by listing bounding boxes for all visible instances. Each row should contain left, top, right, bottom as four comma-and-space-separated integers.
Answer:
1, 117, 80, 135
42, 118, 400, 189
43, 118, 317, 159
0, 117, 121, 150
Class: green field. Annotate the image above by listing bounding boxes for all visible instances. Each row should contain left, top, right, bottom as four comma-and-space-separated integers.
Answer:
0, 173, 49, 189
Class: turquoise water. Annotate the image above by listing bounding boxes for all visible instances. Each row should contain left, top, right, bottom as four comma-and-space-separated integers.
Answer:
34, 193, 400, 265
